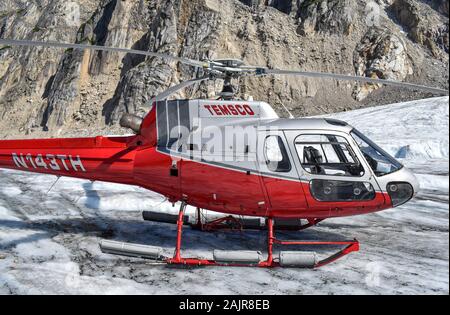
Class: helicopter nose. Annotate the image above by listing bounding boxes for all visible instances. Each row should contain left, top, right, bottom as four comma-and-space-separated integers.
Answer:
379, 167, 420, 207
406, 169, 420, 197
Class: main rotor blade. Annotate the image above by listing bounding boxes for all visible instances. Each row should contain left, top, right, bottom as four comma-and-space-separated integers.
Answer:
264, 69, 449, 95
2, 39, 447, 95
146, 76, 210, 106
0, 39, 206, 68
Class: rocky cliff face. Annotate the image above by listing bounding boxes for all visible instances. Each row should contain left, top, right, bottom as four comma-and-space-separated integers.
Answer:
0, 0, 448, 138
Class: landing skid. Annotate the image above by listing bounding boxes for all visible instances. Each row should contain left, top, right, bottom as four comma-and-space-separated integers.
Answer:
100, 203, 359, 268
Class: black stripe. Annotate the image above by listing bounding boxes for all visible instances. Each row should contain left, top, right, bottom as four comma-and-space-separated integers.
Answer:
179, 100, 190, 132
157, 101, 168, 147
167, 101, 180, 149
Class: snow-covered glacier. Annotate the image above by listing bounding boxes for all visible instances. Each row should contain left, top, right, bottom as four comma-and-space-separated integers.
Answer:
0, 97, 448, 294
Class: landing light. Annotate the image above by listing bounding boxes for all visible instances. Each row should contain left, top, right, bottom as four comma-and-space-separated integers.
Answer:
387, 182, 414, 207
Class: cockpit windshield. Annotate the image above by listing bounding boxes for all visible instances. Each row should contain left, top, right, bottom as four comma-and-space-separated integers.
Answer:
351, 129, 403, 176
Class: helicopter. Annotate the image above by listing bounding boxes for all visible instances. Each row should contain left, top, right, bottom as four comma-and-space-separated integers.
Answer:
0, 38, 448, 269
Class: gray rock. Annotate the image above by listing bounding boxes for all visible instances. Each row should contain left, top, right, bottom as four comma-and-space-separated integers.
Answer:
0, 0, 448, 137
391, 0, 449, 57
297, 0, 356, 36
353, 27, 413, 100
432, 0, 449, 17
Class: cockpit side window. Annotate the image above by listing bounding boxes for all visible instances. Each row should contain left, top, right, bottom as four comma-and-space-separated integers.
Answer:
295, 134, 364, 177
264, 136, 291, 172
351, 129, 403, 177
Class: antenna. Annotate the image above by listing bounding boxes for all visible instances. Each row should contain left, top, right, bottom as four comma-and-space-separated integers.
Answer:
279, 103, 295, 119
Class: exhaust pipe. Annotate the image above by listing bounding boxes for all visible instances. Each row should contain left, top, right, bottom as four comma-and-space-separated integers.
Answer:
120, 113, 143, 134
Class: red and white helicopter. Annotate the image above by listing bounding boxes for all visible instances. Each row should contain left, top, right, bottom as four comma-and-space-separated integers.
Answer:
0, 39, 448, 268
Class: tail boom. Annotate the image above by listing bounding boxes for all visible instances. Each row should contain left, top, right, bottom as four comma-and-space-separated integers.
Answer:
0, 135, 138, 185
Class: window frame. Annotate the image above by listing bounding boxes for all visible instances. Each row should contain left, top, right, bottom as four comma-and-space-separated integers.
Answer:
263, 135, 292, 173
294, 134, 364, 177
351, 129, 403, 177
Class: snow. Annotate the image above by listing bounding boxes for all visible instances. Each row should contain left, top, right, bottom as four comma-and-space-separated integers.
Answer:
1, 186, 22, 197
0, 97, 448, 295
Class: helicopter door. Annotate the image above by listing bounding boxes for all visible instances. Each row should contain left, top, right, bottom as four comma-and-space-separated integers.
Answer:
283, 130, 384, 211
258, 131, 308, 211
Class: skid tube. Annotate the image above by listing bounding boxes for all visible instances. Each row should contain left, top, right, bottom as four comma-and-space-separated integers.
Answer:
165, 203, 360, 268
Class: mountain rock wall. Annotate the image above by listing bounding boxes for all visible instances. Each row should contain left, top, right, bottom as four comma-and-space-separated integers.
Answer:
0, 0, 448, 138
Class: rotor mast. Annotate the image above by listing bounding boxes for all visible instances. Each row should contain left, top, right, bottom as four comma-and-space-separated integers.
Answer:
206, 59, 246, 100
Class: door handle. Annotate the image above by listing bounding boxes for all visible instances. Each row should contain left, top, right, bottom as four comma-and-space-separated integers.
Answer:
170, 161, 178, 177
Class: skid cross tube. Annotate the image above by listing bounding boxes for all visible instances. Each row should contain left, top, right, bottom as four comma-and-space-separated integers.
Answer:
168, 202, 188, 264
